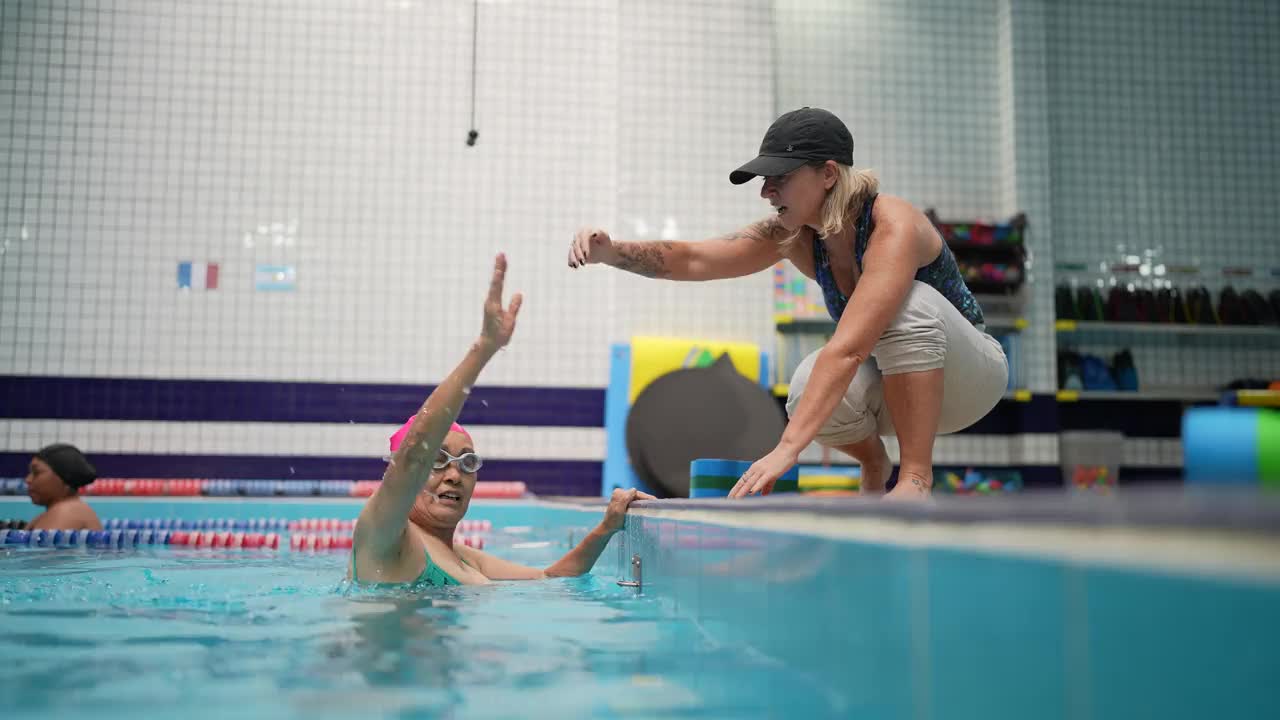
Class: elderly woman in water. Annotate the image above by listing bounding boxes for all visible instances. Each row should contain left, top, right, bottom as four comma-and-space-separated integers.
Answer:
348, 254, 653, 587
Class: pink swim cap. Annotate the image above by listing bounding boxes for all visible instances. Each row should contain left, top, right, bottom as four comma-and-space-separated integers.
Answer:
389, 417, 471, 453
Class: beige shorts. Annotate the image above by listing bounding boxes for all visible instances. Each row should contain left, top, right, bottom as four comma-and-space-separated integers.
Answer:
786, 281, 1009, 446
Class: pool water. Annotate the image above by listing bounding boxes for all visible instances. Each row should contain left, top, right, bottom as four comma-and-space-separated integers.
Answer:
0, 513, 830, 719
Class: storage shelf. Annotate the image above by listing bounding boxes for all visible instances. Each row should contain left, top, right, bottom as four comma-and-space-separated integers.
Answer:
1055, 320, 1280, 338
1055, 388, 1220, 403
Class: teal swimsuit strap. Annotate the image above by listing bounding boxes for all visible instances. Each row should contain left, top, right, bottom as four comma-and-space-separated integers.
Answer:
351, 529, 469, 586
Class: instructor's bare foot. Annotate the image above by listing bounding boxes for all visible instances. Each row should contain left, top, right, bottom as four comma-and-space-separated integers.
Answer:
884, 471, 931, 501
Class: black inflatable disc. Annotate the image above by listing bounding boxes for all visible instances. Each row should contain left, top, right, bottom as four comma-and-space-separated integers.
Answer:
625, 354, 786, 497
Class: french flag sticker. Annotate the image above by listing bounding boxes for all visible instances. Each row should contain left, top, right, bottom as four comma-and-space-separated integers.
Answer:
178, 261, 220, 290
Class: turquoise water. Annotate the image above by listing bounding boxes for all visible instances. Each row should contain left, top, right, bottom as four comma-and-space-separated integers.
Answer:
0, 505, 829, 720
4, 498, 1280, 719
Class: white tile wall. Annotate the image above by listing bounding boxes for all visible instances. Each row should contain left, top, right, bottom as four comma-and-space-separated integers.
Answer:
611, 0, 776, 349
774, 0, 1005, 219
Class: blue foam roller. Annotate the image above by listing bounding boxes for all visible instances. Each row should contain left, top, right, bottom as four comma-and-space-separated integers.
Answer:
71, 530, 89, 546
31, 530, 50, 546
690, 459, 753, 478
138, 530, 153, 545
52, 530, 69, 547
85, 530, 109, 546
126, 520, 139, 529
6, 530, 30, 545
157, 530, 171, 544
1183, 407, 1259, 484
689, 458, 800, 481
690, 487, 730, 498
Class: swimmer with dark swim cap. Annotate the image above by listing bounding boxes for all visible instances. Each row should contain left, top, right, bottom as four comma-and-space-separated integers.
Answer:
26, 443, 103, 531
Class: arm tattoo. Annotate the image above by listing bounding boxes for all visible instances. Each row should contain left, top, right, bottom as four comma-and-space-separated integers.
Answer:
613, 241, 675, 278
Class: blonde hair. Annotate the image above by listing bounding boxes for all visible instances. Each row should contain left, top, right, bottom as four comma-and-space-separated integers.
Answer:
783, 163, 880, 247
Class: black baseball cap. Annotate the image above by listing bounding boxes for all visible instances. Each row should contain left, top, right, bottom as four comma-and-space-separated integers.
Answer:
729, 107, 854, 185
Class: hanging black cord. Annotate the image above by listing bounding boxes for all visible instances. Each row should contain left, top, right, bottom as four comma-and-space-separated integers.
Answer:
466, 0, 479, 146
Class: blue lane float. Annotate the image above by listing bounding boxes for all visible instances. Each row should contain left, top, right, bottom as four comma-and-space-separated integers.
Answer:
0, 528, 175, 547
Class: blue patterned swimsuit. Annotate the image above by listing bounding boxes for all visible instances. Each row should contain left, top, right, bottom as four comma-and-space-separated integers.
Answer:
811, 194, 985, 328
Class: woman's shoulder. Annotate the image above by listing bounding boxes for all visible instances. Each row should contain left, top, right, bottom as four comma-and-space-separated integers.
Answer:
867, 193, 919, 222
37, 498, 101, 530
